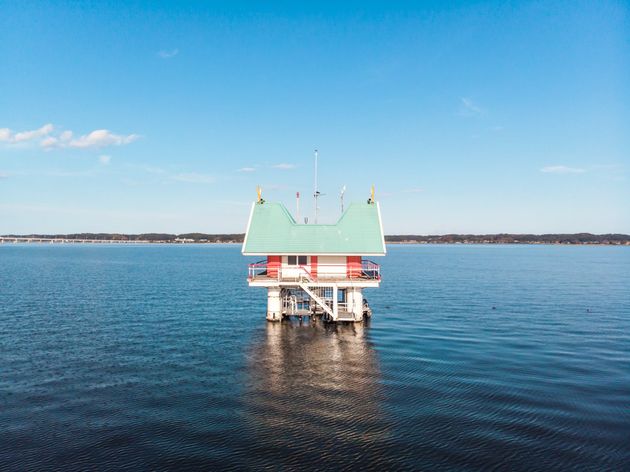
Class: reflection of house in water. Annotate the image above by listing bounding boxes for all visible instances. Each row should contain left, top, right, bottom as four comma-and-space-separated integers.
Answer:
242, 321, 392, 469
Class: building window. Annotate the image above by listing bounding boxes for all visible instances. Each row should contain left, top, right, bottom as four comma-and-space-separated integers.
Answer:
298, 255, 308, 265
288, 255, 297, 265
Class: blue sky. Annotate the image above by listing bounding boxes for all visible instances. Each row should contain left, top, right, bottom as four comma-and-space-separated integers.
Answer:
1, 0, 628, 234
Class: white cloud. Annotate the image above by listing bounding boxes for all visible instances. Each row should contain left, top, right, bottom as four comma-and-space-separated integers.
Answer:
0, 123, 54, 144
171, 172, 215, 184
14, 123, 54, 142
238, 167, 256, 172
0, 171, 8, 179
67, 129, 139, 148
458, 97, 484, 116
158, 49, 179, 59
540, 165, 586, 174
0, 128, 12, 142
273, 163, 296, 169
40, 137, 59, 148
99, 155, 111, 165
1, 124, 138, 150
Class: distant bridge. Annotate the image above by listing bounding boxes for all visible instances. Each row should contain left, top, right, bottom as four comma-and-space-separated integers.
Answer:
0, 236, 152, 244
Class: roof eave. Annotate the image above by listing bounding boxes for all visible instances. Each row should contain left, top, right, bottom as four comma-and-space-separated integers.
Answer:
377, 201, 387, 255
240, 202, 256, 254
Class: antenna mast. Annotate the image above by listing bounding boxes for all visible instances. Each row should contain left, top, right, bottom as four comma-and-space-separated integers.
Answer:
340, 185, 346, 214
313, 149, 319, 224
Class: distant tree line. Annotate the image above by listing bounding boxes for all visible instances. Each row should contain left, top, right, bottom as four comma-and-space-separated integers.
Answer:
4, 233, 245, 242
385, 233, 630, 245
3, 233, 629, 244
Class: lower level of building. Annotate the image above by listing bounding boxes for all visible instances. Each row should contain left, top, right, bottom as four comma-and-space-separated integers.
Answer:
265, 285, 372, 322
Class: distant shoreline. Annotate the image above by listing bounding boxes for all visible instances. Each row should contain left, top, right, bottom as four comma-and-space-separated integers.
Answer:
2, 233, 629, 246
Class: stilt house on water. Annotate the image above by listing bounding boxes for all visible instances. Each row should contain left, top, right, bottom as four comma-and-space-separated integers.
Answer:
243, 189, 386, 322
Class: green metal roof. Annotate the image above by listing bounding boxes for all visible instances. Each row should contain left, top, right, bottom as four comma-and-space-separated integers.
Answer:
242, 201, 386, 255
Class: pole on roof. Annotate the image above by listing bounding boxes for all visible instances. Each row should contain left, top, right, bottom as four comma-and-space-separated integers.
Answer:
313, 149, 319, 224
296, 191, 300, 222
340, 185, 346, 214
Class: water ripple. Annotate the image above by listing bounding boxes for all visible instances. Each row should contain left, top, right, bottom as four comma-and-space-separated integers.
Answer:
1, 244, 629, 470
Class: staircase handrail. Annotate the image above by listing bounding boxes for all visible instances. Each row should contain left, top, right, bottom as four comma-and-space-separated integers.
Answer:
299, 282, 335, 319
297, 265, 316, 282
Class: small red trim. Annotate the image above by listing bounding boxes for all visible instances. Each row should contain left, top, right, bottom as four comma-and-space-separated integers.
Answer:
267, 255, 281, 277
347, 256, 361, 278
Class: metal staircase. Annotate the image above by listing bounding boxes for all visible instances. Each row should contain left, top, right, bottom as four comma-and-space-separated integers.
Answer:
298, 283, 335, 319
294, 266, 337, 320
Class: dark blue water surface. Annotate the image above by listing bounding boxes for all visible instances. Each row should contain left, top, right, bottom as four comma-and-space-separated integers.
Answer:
1, 244, 629, 470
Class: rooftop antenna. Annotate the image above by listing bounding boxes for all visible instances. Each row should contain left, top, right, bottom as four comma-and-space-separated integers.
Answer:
340, 185, 346, 214
313, 149, 320, 223
296, 191, 300, 222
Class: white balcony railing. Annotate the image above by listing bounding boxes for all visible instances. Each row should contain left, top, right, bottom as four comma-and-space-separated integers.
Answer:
247, 259, 381, 281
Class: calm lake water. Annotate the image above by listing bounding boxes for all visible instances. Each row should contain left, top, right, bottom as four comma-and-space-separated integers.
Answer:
1, 244, 629, 470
